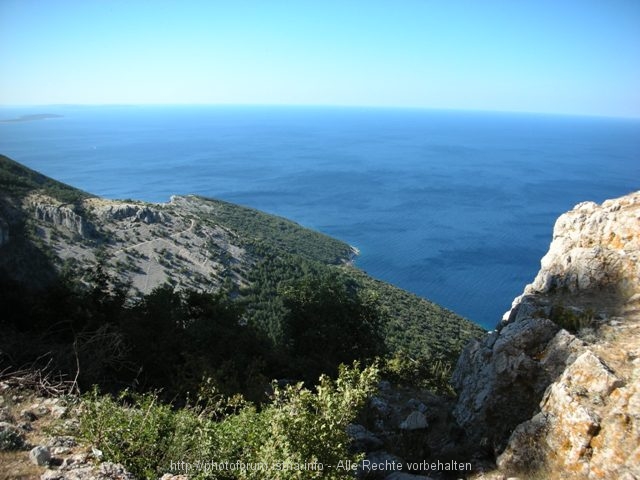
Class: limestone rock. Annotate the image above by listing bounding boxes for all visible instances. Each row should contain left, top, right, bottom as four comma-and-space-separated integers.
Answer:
33, 203, 94, 237
97, 203, 166, 224
399, 411, 428, 430
60, 452, 90, 470
29, 445, 51, 466
41, 471, 65, 480
40, 461, 135, 480
498, 351, 635, 478
51, 405, 68, 419
525, 191, 640, 298
97, 462, 136, 480
48, 435, 77, 448
452, 316, 581, 451
453, 191, 640, 478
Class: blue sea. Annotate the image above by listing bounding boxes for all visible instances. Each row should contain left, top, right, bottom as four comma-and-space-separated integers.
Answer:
1, 105, 639, 329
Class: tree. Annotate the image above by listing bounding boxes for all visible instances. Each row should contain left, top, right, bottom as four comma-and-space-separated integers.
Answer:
281, 272, 385, 382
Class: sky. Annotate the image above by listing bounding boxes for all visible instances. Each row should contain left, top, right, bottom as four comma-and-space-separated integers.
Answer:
1, 0, 639, 117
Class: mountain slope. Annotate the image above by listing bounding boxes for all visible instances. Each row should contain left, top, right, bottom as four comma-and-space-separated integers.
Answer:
0, 154, 483, 385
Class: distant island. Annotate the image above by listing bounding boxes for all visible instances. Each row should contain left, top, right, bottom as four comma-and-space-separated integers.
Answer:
0, 113, 63, 123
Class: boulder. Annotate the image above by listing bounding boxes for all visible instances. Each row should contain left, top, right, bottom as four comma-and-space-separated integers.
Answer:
29, 445, 51, 466
347, 423, 384, 450
399, 411, 428, 430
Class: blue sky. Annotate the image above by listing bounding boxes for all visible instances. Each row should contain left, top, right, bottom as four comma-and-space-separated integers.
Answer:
1, 0, 639, 117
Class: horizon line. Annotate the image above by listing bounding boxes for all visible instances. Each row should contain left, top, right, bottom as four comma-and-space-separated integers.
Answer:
0, 102, 639, 121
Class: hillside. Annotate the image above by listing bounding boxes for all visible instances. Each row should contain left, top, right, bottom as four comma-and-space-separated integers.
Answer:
0, 154, 483, 389
3, 156, 636, 479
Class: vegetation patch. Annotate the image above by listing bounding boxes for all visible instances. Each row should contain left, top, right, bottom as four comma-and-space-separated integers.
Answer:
0, 154, 90, 203
80, 363, 378, 479
550, 304, 596, 334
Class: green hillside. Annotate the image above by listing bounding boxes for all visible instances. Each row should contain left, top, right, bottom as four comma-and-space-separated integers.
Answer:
0, 153, 91, 203
0, 155, 483, 399
193, 196, 354, 265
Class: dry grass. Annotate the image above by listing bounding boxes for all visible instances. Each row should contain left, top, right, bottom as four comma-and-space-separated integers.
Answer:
0, 451, 42, 480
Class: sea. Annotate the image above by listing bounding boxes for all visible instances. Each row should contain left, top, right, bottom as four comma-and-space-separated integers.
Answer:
1, 105, 638, 330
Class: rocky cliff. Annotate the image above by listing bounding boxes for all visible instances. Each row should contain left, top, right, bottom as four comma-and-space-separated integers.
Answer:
453, 191, 640, 478
33, 202, 95, 238
11, 193, 251, 296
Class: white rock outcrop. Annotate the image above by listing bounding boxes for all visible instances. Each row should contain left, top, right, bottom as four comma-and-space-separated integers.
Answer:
33, 203, 94, 238
399, 411, 428, 430
527, 195, 640, 296
453, 191, 640, 478
96, 203, 166, 224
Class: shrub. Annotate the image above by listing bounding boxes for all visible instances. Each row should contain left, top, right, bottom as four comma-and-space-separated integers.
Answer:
550, 305, 595, 334
383, 350, 454, 395
0, 426, 25, 451
251, 362, 379, 479
79, 362, 379, 479
79, 388, 213, 478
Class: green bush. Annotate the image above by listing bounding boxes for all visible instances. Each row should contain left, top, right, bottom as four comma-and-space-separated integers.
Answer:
79, 362, 379, 479
550, 305, 595, 333
0, 427, 25, 451
383, 350, 454, 395
80, 388, 213, 478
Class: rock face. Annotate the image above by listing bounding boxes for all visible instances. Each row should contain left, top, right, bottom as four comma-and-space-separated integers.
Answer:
33, 203, 94, 238
524, 194, 640, 297
452, 191, 640, 478
96, 203, 166, 224
17, 194, 250, 296
452, 317, 585, 452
